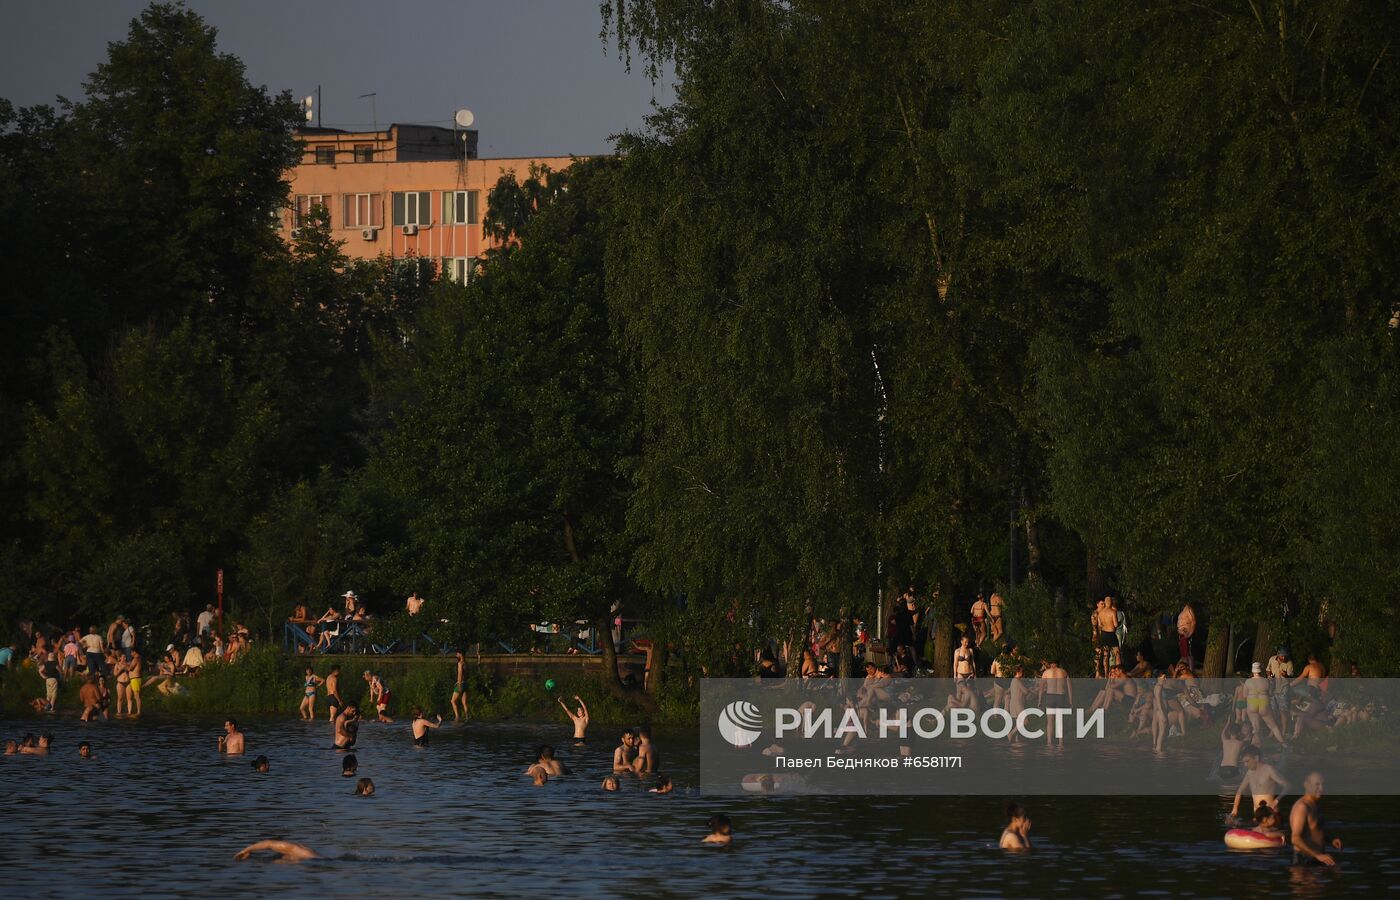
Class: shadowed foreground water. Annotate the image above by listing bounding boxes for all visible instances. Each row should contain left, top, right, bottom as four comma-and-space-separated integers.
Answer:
1, 716, 1396, 898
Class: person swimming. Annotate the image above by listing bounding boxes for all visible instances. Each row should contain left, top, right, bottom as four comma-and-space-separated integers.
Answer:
78, 741, 93, 759
1000, 801, 1032, 849
234, 840, 322, 862
354, 778, 375, 796
1252, 801, 1284, 836
649, 775, 674, 794
528, 745, 568, 778
251, 755, 270, 773
410, 707, 443, 746
341, 754, 358, 778
703, 814, 732, 845
531, 768, 549, 787
601, 776, 620, 792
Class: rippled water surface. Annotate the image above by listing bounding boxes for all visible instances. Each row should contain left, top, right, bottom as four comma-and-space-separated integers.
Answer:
2, 716, 1397, 898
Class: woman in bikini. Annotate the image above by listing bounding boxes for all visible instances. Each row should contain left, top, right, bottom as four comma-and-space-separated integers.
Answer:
953, 635, 976, 683
299, 666, 324, 720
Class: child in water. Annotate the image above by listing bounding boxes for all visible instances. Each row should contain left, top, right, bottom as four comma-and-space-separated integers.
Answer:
354, 777, 375, 796
1252, 801, 1284, 836
703, 814, 732, 845
1000, 801, 1033, 850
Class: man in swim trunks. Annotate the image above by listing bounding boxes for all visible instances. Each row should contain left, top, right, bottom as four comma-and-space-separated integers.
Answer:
1289, 771, 1342, 866
334, 705, 361, 749
450, 652, 469, 721
405, 592, 425, 616
1094, 597, 1120, 674
1230, 745, 1289, 819
410, 706, 442, 746
612, 729, 637, 773
558, 694, 589, 744
219, 719, 245, 755
325, 665, 343, 722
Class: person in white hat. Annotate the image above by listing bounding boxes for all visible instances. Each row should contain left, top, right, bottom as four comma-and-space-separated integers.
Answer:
1245, 661, 1285, 745
343, 591, 358, 616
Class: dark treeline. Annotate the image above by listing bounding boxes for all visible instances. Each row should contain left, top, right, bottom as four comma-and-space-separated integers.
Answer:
2, 2, 1397, 685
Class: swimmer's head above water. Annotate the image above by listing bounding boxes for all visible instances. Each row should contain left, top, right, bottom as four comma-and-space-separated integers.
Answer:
602, 776, 620, 792
354, 777, 375, 796
342, 754, 358, 777
252, 755, 270, 773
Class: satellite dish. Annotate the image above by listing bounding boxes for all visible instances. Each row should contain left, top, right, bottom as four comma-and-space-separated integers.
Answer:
454, 108, 475, 128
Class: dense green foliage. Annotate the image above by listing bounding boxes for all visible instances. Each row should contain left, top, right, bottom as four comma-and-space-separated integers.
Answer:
3, 1, 1398, 687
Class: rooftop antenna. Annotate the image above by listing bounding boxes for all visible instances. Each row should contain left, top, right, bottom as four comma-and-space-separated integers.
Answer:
454, 108, 475, 177
360, 92, 378, 130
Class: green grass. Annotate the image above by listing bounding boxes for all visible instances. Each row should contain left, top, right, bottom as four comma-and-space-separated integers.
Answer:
0, 648, 699, 725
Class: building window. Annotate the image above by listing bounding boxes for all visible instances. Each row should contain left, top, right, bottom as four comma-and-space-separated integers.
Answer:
314, 146, 336, 165
293, 194, 332, 228
353, 144, 375, 163
441, 256, 477, 284
441, 190, 480, 225
392, 191, 433, 227
343, 193, 382, 228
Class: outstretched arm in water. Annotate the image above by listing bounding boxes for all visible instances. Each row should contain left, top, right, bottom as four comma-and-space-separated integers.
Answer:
234, 840, 320, 862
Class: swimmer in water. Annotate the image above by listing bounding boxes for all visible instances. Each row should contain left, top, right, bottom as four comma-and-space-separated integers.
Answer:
1290, 771, 1343, 866
234, 840, 321, 862
531, 768, 549, 787
333, 705, 361, 750
632, 725, 658, 774
218, 719, 245, 755
558, 694, 589, 744
612, 729, 637, 773
1230, 746, 1289, 820
649, 775, 673, 794
1251, 801, 1284, 837
251, 755, 270, 773
527, 745, 567, 778
410, 707, 443, 746
20, 734, 52, 755
78, 741, 93, 759
354, 777, 375, 796
1000, 801, 1033, 850
703, 814, 732, 845
341, 754, 358, 777
601, 776, 620, 792
4, 740, 17, 755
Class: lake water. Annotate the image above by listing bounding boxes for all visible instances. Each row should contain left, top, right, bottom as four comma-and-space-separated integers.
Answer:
2, 716, 1397, 897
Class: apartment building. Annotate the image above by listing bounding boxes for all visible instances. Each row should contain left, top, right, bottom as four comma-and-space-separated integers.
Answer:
285, 123, 577, 282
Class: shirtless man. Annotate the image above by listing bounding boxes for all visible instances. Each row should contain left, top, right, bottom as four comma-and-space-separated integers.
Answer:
325, 665, 343, 722
558, 694, 589, 744
632, 726, 659, 774
450, 652, 469, 721
1289, 771, 1343, 866
218, 719, 245, 755
234, 840, 321, 862
529, 745, 568, 778
1094, 597, 1120, 673
406, 592, 425, 616
410, 707, 442, 746
334, 705, 361, 750
1292, 654, 1326, 695
79, 675, 102, 721
612, 730, 637, 773
1039, 659, 1073, 746
1230, 746, 1289, 819
128, 650, 144, 718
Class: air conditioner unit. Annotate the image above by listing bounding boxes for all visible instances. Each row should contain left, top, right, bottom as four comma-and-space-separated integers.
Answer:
361, 228, 378, 241
401, 224, 419, 236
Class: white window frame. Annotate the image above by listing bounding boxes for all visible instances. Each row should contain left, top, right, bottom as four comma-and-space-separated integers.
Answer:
343, 193, 382, 229
441, 256, 477, 284
441, 190, 480, 225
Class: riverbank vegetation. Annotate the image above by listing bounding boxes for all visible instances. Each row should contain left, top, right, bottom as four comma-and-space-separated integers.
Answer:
2, 2, 1398, 685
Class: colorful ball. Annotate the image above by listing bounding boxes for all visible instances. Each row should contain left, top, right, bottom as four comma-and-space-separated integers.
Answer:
544, 679, 556, 691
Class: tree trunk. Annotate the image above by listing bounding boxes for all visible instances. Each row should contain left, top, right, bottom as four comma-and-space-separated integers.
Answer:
1085, 550, 1107, 605
648, 640, 668, 694
1202, 616, 1228, 678
837, 607, 853, 679
1021, 485, 1042, 583
1253, 620, 1275, 668
932, 580, 954, 678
